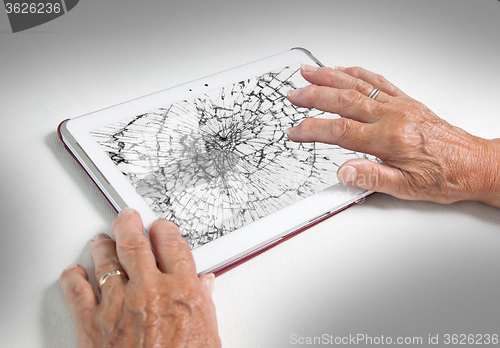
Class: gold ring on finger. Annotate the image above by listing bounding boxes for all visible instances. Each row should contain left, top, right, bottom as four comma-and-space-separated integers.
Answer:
98, 269, 128, 292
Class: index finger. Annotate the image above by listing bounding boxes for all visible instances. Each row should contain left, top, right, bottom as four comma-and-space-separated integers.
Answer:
112, 208, 158, 279
148, 219, 198, 277
286, 117, 380, 157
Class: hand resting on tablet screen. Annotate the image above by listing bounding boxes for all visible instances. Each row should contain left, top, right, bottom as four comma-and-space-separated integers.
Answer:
60, 208, 221, 348
286, 65, 500, 208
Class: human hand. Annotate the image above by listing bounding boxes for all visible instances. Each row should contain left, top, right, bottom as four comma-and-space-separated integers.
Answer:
286, 64, 500, 207
60, 208, 221, 348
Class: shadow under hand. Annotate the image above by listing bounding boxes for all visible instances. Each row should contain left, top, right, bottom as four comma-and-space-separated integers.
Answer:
366, 192, 500, 227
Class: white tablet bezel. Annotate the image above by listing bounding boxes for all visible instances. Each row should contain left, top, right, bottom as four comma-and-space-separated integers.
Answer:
59, 48, 372, 275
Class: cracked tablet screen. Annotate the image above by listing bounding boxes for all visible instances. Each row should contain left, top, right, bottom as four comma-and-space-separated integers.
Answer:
91, 64, 372, 249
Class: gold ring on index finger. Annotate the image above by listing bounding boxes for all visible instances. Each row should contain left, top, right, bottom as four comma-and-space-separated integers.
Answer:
98, 269, 128, 292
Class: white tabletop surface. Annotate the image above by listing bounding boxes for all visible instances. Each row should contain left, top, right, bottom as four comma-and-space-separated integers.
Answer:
1, 1, 500, 347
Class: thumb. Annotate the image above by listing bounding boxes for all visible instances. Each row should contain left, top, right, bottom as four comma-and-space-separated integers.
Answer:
337, 158, 405, 196
199, 273, 215, 297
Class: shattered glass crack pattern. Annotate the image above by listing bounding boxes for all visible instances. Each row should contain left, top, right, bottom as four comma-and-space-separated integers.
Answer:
91, 64, 374, 249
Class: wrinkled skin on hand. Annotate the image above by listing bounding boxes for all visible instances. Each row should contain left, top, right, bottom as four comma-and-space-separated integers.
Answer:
60, 208, 221, 348
287, 65, 500, 208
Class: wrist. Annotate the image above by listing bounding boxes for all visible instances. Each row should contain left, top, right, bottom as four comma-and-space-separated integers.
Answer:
477, 139, 500, 208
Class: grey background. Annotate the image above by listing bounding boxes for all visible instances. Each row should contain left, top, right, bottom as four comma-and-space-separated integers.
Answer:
1, 1, 499, 347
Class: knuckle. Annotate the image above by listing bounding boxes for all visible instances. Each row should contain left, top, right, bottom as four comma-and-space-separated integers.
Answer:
124, 278, 160, 309
111, 212, 136, 230
298, 117, 316, 133
338, 89, 362, 110
388, 121, 424, 149
117, 236, 150, 255
331, 117, 352, 140
72, 281, 91, 297
401, 108, 418, 121
95, 258, 120, 278
125, 277, 209, 332
172, 290, 205, 317
303, 84, 321, 103
130, 277, 205, 323
130, 275, 157, 298
374, 73, 389, 86
347, 66, 363, 76
304, 85, 333, 107
89, 238, 115, 258
173, 258, 196, 272
325, 67, 337, 79
134, 278, 159, 299
365, 165, 382, 191
62, 278, 94, 305
352, 78, 369, 94
371, 100, 387, 116
162, 234, 190, 252
383, 107, 428, 150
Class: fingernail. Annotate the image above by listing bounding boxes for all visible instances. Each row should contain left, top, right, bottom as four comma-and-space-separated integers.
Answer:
91, 233, 110, 242
65, 263, 81, 271
118, 207, 136, 217
287, 89, 299, 98
301, 63, 319, 72
335, 66, 347, 71
285, 127, 296, 137
338, 165, 357, 184
207, 273, 215, 295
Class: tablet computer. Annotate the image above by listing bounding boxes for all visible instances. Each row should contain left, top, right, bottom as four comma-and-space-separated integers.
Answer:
58, 48, 374, 276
